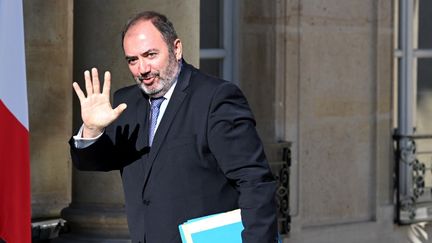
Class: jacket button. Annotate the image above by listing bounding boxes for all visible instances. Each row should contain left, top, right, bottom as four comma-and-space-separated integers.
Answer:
142, 199, 150, 206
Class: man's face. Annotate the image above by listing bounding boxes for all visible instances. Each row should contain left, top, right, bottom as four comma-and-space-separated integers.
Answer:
123, 20, 182, 98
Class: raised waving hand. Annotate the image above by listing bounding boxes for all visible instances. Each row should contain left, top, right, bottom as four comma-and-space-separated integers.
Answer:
73, 68, 127, 138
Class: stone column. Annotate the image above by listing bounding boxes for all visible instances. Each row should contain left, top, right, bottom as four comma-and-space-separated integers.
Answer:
24, 0, 73, 221
57, 0, 199, 242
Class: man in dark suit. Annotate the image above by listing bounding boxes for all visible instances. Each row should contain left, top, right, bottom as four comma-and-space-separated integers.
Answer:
70, 11, 278, 243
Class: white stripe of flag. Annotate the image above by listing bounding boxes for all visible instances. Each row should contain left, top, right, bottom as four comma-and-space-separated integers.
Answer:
0, 0, 29, 129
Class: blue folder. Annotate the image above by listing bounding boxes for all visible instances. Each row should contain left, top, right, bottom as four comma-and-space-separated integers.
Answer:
179, 209, 282, 243
179, 209, 243, 243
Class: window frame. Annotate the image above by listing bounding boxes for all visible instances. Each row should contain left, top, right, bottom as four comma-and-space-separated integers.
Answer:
199, 0, 238, 82
394, 0, 432, 224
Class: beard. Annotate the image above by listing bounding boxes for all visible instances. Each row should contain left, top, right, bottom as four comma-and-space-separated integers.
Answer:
136, 51, 179, 98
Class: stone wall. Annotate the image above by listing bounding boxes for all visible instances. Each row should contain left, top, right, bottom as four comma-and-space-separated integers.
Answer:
238, 0, 416, 242
24, 0, 73, 219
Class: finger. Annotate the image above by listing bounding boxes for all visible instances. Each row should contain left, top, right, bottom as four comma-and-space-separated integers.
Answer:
113, 103, 127, 116
84, 70, 93, 96
102, 71, 111, 96
91, 68, 101, 94
72, 82, 86, 101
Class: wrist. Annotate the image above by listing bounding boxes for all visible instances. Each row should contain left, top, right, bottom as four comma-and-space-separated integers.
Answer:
82, 125, 103, 138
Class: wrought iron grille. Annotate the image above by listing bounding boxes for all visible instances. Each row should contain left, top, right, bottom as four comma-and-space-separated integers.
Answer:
395, 133, 432, 223
265, 142, 291, 234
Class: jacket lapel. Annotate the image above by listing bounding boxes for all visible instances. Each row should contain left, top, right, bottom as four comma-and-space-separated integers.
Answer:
141, 62, 193, 190
135, 94, 150, 149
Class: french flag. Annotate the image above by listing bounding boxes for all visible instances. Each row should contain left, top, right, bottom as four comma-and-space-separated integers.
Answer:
0, 0, 31, 242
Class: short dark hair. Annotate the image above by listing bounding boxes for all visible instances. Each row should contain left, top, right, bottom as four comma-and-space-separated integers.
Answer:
121, 11, 178, 52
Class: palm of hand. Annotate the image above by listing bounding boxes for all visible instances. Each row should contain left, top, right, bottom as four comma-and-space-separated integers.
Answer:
73, 68, 127, 137
81, 92, 118, 129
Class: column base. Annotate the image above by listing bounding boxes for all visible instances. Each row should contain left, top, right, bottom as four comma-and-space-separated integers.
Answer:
55, 203, 130, 243
51, 233, 132, 243
53, 234, 131, 243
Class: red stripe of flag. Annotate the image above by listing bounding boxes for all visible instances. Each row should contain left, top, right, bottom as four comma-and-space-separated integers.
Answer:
0, 99, 31, 242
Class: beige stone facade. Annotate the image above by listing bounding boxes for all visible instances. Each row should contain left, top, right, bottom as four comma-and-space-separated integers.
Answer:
24, 0, 73, 220
25, 0, 432, 242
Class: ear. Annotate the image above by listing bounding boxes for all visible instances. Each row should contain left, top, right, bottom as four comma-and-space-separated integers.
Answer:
173, 39, 182, 61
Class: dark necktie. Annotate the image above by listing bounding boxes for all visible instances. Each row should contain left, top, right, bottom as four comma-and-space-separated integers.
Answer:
149, 97, 165, 146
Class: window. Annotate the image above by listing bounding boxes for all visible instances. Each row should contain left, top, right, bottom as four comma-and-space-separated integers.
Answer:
199, 0, 237, 82
394, 0, 432, 223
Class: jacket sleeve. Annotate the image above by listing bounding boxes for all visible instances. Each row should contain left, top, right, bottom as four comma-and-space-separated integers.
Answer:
69, 130, 123, 171
207, 82, 279, 243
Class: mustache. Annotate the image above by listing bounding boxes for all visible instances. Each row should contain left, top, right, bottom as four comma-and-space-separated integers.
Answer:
138, 71, 160, 81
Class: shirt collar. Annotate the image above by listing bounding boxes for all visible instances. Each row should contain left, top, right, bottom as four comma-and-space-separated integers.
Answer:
163, 79, 177, 101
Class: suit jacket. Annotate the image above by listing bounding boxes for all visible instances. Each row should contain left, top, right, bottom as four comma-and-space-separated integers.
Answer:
69, 61, 278, 243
